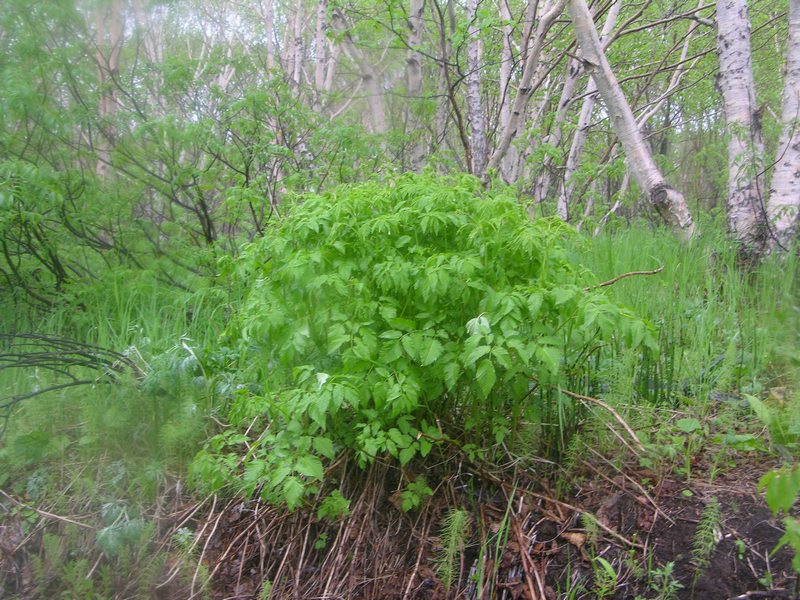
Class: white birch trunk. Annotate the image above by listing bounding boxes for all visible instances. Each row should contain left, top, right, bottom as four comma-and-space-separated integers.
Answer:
291, 4, 304, 88
767, 0, 800, 249
486, 0, 567, 174
261, 0, 276, 70
331, 10, 387, 134
407, 0, 425, 170
498, 0, 517, 178
557, 78, 598, 220
568, 0, 695, 237
716, 0, 765, 251
466, 0, 487, 177
314, 0, 328, 93
537, 0, 620, 206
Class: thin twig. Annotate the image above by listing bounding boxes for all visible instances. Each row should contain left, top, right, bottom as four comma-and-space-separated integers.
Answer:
558, 388, 646, 453
584, 266, 664, 291
0, 489, 94, 530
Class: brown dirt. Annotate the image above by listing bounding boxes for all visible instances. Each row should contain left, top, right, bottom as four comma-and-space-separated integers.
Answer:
1, 453, 798, 599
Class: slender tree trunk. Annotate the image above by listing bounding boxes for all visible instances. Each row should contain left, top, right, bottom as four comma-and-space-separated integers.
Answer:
291, 4, 304, 88
331, 10, 387, 134
314, 0, 328, 94
767, 0, 800, 250
486, 0, 567, 174
538, 0, 620, 207
497, 0, 517, 179
262, 0, 276, 70
406, 0, 425, 170
716, 0, 765, 252
567, 0, 695, 237
465, 0, 487, 177
94, 0, 123, 177
324, 40, 339, 93
557, 78, 597, 220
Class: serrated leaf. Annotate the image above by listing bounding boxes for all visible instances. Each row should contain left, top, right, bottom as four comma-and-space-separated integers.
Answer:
463, 344, 491, 367
295, 454, 324, 480
419, 337, 444, 366
466, 314, 491, 336
380, 330, 403, 339
313, 437, 335, 459
443, 361, 461, 390
283, 477, 305, 510
401, 332, 421, 361
419, 437, 433, 457
399, 444, 416, 465
476, 359, 496, 399
528, 292, 543, 317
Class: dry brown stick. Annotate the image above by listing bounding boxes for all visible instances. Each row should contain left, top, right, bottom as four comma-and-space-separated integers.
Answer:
523, 489, 642, 549
481, 472, 643, 549
583, 445, 675, 525
558, 388, 646, 453
584, 266, 664, 291
402, 516, 430, 600
0, 489, 94, 530
511, 512, 540, 600
189, 495, 226, 599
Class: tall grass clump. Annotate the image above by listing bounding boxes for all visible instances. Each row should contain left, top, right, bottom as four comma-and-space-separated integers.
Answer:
574, 225, 800, 410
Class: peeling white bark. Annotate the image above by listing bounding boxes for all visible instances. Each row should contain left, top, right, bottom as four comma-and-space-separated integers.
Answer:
716, 0, 765, 250
568, 0, 695, 237
466, 0, 487, 177
487, 0, 567, 175
407, 0, 425, 170
767, 0, 800, 249
331, 10, 387, 134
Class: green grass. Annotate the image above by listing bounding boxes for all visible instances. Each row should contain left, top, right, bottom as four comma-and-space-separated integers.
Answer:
1, 216, 799, 597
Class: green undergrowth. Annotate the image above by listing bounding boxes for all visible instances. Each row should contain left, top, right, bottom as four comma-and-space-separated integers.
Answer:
188, 174, 657, 507
1, 175, 800, 596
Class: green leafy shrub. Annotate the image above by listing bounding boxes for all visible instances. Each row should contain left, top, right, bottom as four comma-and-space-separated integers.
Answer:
760, 464, 800, 572
190, 174, 654, 507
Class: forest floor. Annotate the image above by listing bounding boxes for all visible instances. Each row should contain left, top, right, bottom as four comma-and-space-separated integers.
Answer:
2, 414, 798, 599
194, 445, 798, 599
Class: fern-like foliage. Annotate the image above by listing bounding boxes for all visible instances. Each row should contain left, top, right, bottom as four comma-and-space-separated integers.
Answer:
436, 508, 471, 591
691, 496, 721, 576
189, 174, 656, 508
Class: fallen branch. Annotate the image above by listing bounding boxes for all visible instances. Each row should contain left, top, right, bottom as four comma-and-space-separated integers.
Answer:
558, 388, 646, 453
0, 489, 95, 530
584, 266, 664, 291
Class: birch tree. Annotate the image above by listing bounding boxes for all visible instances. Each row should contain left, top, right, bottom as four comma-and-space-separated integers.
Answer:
767, 0, 800, 250
486, 0, 567, 174
567, 0, 696, 237
716, 0, 765, 252
465, 0, 488, 176
406, 0, 425, 170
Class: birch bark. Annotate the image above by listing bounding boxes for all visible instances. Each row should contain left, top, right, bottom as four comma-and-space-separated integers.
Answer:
486, 0, 567, 174
406, 0, 425, 170
767, 0, 800, 249
465, 0, 487, 177
716, 0, 765, 251
567, 0, 695, 237
540, 0, 620, 211
331, 10, 387, 134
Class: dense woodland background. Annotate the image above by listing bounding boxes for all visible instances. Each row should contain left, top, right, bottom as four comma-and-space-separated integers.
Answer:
2, 0, 800, 598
